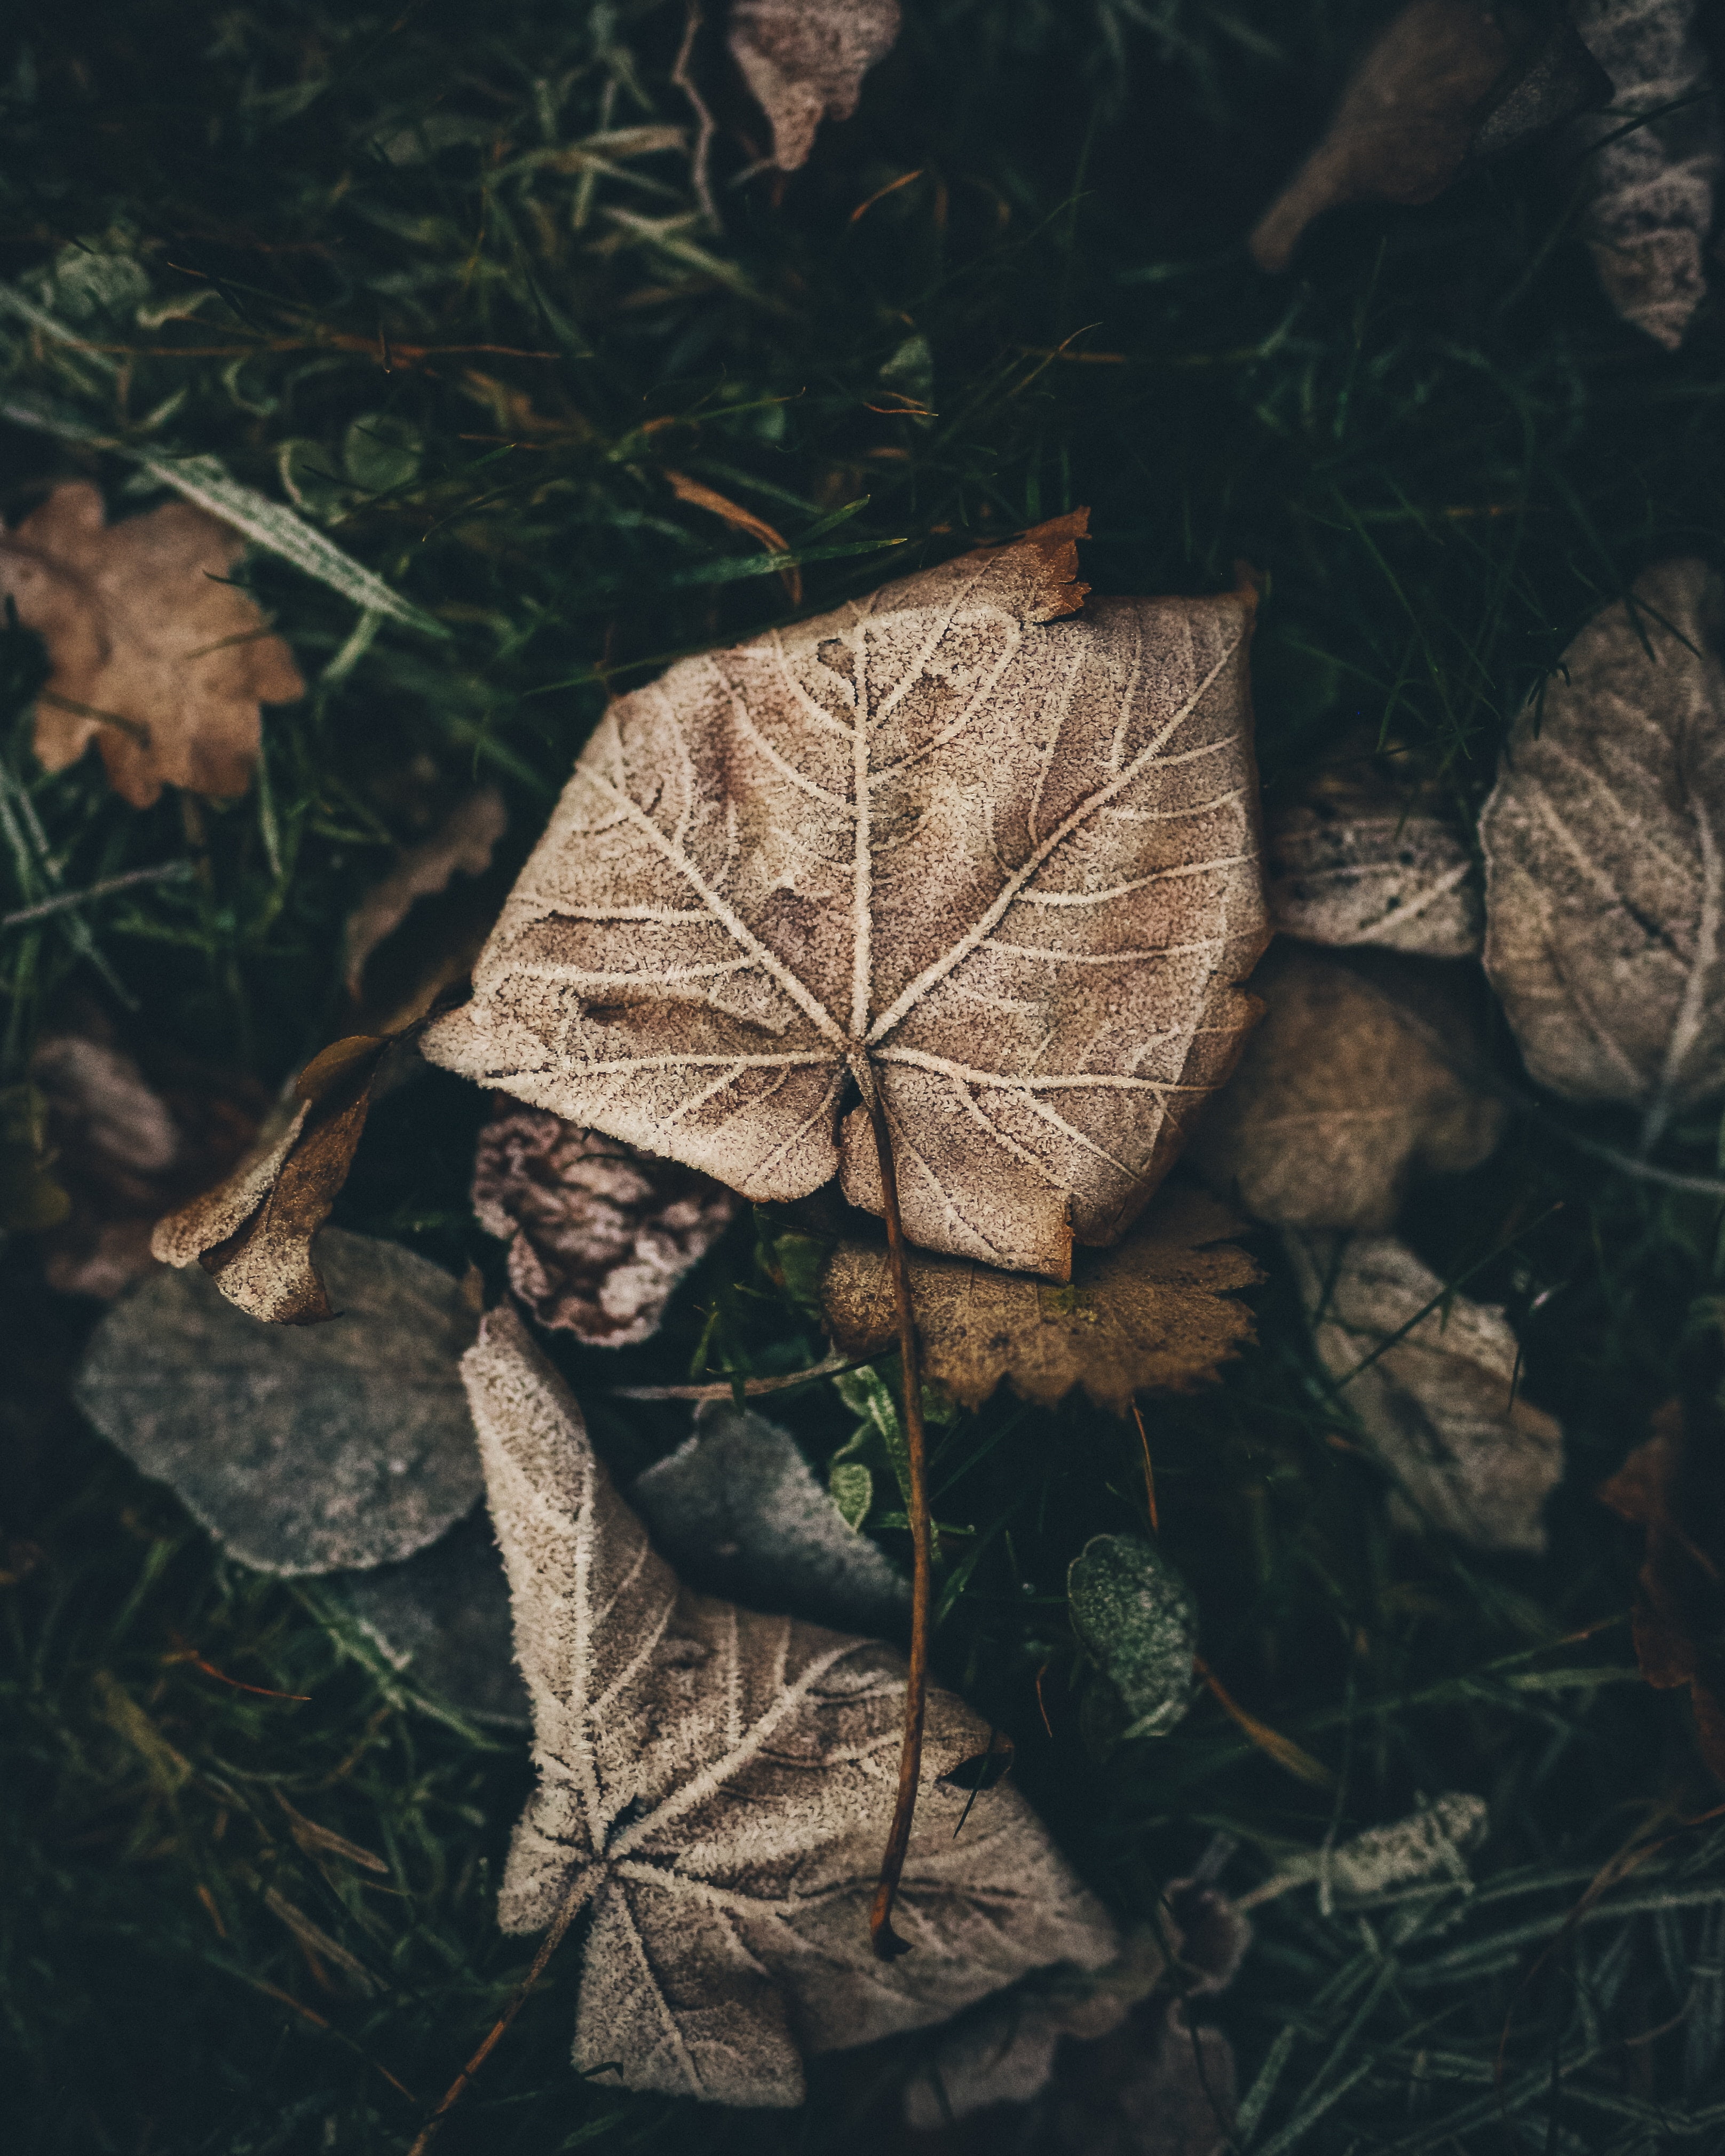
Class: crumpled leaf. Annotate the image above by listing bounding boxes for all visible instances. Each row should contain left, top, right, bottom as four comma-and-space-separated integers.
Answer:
343, 786, 508, 999
30, 1024, 262, 1300
1266, 767, 1482, 956
1257, 1792, 1489, 1903
151, 1031, 401, 1324
337, 1509, 529, 1728
1566, 0, 1722, 348
822, 1188, 1259, 1415
424, 514, 1269, 1282
1068, 1534, 1200, 1742
76, 1230, 482, 1574
1480, 559, 1725, 1147
1600, 1381, 1725, 1784
1188, 945, 1506, 1233
1287, 1232, 1563, 1553
729, 0, 901, 171
464, 1304, 1119, 2107
471, 1106, 739, 1344
1251, 0, 1611, 271
631, 1400, 910, 1637
1, 481, 304, 809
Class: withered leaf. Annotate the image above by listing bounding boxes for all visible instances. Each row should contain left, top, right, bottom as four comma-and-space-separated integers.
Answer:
1566, 0, 1722, 348
1266, 768, 1482, 956
1250, 0, 1611, 273
464, 1305, 1119, 2106
2, 482, 304, 809
76, 1231, 482, 1574
1287, 1232, 1562, 1553
729, 0, 901, 171
471, 1106, 739, 1344
343, 786, 508, 1001
1188, 945, 1505, 1233
820, 1187, 1261, 1415
152, 1031, 399, 1324
1479, 560, 1725, 1146
426, 516, 1268, 1281
1599, 1386, 1725, 1784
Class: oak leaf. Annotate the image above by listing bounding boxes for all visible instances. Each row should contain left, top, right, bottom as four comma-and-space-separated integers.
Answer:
821, 1187, 1260, 1415
463, 1305, 1119, 2107
1, 481, 304, 809
729, 0, 901, 172
1188, 945, 1505, 1233
1266, 767, 1482, 956
1479, 559, 1725, 1148
424, 515, 1269, 1281
1287, 1232, 1562, 1553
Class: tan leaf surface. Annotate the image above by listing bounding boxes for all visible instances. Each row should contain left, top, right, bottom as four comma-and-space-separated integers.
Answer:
464, 1306, 1118, 2107
821, 1187, 1260, 1415
1267, 768, 1481, 956
1479, 559, 1725, 1146
1, 482, 304, 809
151, 1032, 396, 1323
1188, 945, 1505, 1233
729, 0, 901, 172
424, 514, 1268, 1280
1287, 1232, 1563, 1553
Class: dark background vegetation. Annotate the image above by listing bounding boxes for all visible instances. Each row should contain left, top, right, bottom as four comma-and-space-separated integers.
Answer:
4, 3, 1725, 2150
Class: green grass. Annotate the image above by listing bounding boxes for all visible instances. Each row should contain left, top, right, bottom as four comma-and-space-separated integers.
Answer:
5, 2, 1725, 2150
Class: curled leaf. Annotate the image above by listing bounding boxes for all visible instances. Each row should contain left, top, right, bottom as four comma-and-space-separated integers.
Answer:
2, 481, 304, 809
1288, 1232, 1563, 1553
76, 1231, 483, 1574
821, 1188, 1261, 1415
471, 1106, 740, 1344
1189, 945, 1505, 1233
1480, 559, 1725, 1146
151, 1032, 398, 1324
1067, 1534, 1199, 1741
729, 0, 901, 171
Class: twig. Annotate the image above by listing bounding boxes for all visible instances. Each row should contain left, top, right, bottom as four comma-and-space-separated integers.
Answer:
671, 3, 718, 229
857, 1065, 930, 1960
2, 859, 195, 930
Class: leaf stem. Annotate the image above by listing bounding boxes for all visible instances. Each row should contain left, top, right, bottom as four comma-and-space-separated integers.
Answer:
857, 1065, 931, 1960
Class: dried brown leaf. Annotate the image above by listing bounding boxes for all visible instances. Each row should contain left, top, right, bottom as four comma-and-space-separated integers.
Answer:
821, 1187, 1260, 1415
463, 1305, 1119, 2106
425, 514, 1268, 1281
1, 482, 304, 809
729, 0, 901, 171
1479, 559, 1725, 1146
1249, 1, 1610, 273
151, 1031, 397, 1324
1188, 945, 1505, 1233
471, 1106, 739, 1343
1266, 767, 1482, 956
1600, 1389, 1725, 1784
1288, 1232, 1563, 1553
344, 787, 508, 999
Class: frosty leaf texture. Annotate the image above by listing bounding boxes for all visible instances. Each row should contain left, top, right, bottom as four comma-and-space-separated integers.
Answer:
728, 0, 901, 171
464, 1306, 1118, 2107
426, 517, 1268, 1280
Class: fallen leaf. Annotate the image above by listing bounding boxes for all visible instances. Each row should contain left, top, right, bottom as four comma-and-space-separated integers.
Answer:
338, 1509, 529, 1729
820, 1187, 1261, 1415
729, 0, 901, 171
1249, 0, 1611, 272
1188, 945, 1505, 1233
424, 514, 1269, 1282
1253, 1792, 1489, 1904
344, 787, 508, 999
1565, 0, 1722, 348
31, 1024, 262, 1300
1067, 1534, 1199, 1742
1600, 1385, 1725, 1784
151, 1030, 401, 1325
471, 1106, 740, 1344
1, 481, 305, 808
462, 1304, 1119, 2106
1266, 767, 1482, 956
631, 1400, 911, 1637
1287, 1232, 1563, 1553
1479, 559, 1725, 1148
76, 1231, 482, 1574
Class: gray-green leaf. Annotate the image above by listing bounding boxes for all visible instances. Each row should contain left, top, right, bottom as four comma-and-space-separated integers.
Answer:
1066, 1533, 1198, 1740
